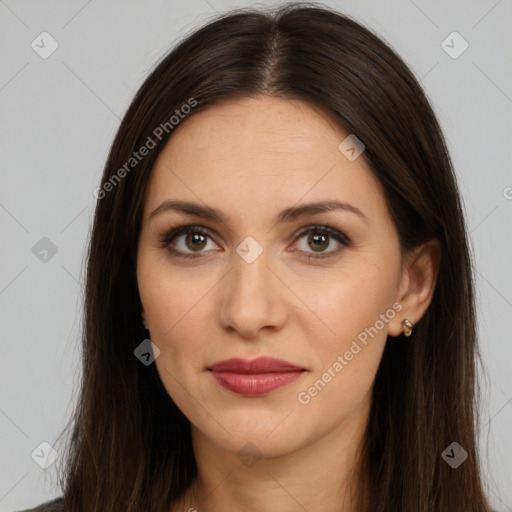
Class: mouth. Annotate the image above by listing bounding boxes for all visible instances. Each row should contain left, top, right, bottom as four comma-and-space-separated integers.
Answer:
208, 356, 305, 373
207, 357, 307, 396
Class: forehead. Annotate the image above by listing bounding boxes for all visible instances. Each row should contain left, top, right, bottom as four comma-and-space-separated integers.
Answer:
144, 96, 388, 227
162, 96, 347, 165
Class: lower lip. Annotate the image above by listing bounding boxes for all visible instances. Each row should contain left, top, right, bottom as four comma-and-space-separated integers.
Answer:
210, 370, 305, 396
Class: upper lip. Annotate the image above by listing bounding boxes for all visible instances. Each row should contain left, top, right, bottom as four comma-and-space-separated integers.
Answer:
208, 357, 305, 373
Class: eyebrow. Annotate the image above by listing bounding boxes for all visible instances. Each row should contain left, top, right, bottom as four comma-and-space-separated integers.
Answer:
149, 199, 368, 225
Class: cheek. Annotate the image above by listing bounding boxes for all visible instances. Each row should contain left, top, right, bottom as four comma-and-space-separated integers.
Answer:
137, 253, 216, 388
140, 273, 207, 408
138, 251, 209, 336
298, 259, 398, 391
302, 259, 397, 340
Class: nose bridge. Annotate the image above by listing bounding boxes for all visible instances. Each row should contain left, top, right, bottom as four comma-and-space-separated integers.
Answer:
219, 236, 285, 337
234, 236, 270, 293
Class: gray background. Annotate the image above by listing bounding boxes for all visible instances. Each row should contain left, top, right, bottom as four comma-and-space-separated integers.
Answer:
0, 0, 511, 510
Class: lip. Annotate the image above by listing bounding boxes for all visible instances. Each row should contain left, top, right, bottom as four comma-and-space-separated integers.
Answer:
208, 357, 306, 396
208, 357, 304, 373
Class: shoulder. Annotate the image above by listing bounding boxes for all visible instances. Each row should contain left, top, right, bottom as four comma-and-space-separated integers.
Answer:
15, 496, 65, 512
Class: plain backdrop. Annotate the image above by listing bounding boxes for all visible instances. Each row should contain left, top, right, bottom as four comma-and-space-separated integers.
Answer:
0, 0, 511, 510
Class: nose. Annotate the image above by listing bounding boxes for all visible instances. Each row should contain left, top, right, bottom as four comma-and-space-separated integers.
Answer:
218, 243, 288, 340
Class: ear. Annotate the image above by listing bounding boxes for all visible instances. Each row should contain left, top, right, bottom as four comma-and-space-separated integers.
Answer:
388, 238, 441, 337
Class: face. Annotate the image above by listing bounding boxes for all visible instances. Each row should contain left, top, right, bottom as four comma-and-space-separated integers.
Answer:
137, 96, 406, 458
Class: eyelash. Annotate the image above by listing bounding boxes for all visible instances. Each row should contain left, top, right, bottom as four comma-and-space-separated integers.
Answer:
158, 224, 351, 261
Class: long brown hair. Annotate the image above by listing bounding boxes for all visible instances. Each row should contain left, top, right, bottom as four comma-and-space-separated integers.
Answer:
54, 3, 491, 510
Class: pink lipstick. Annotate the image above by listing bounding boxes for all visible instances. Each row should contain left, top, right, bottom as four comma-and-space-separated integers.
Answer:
208, 357, 306, 396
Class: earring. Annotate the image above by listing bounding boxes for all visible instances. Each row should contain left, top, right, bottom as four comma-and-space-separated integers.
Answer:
402, 319, 413, 337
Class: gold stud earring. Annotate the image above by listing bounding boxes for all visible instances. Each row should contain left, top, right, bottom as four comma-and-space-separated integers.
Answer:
402, 319, 413, 336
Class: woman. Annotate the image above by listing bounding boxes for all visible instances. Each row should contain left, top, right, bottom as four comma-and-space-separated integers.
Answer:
20, 2, 491, 511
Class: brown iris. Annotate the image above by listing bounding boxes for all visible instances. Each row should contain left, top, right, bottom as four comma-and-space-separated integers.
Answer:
186, 233, 207, 251
308, 233, 329, 252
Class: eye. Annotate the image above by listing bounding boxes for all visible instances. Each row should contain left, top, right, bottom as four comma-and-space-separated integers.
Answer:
159, 225, 218, 259
159, 224, 351, 260
292, 225, 351, 260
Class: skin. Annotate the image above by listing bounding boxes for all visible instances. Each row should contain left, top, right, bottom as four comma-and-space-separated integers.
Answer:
136, 96, 440, 512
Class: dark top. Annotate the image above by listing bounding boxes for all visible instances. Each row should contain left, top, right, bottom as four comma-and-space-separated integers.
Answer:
16, 496, 65, 512
16, 495, 497, 511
